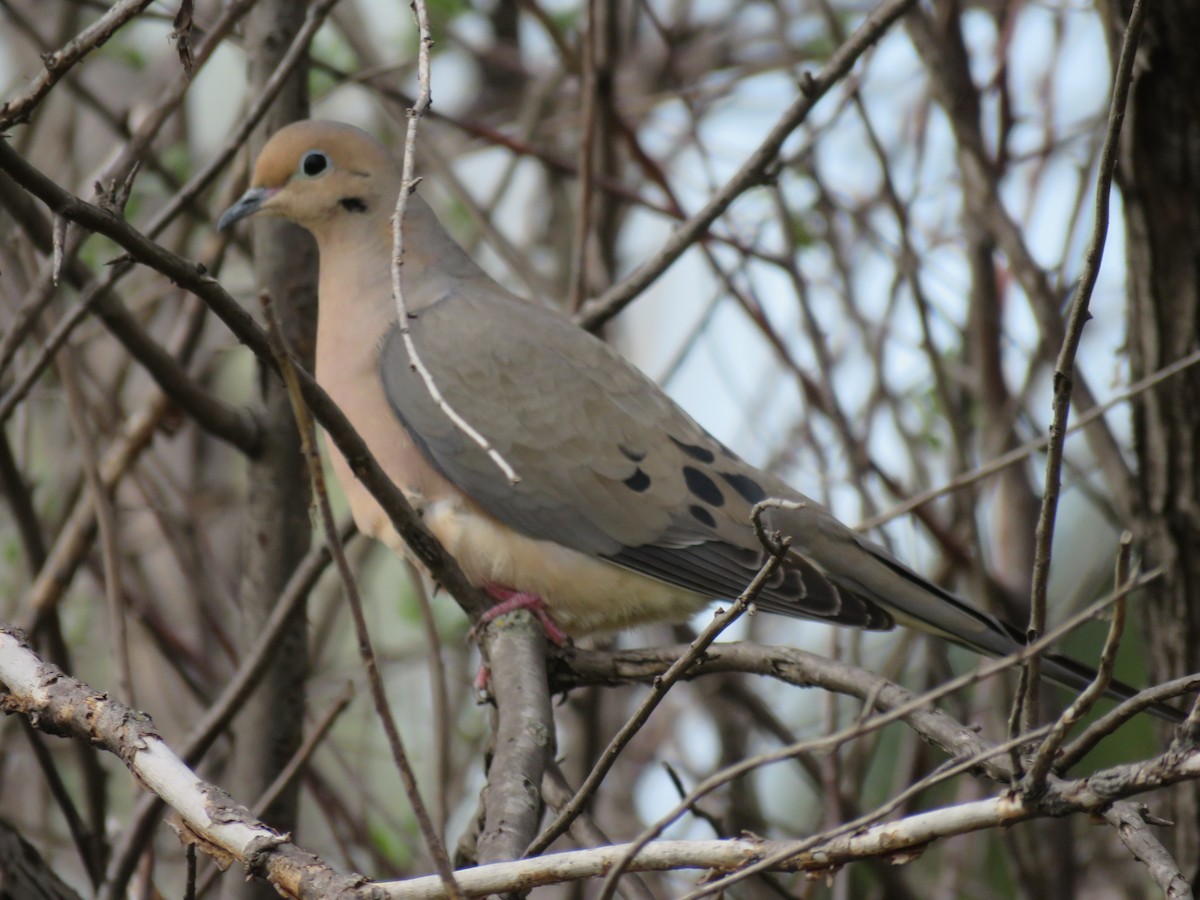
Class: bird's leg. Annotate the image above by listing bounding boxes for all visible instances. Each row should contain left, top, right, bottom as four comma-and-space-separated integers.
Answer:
474, 582, 571, 647
470, 584, 569, 694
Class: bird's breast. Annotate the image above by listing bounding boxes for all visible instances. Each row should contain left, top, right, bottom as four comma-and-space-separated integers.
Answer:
314, 315, 707, 634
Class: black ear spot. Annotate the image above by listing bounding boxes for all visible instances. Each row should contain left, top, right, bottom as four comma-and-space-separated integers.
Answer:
339, 197, 368, 213
682, 466, 725, 507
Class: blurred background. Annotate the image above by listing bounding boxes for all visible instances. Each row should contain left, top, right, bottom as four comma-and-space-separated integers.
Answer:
1, 0, 1196, 897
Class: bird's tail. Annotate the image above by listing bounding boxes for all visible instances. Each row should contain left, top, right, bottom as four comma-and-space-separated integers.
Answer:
838, 533, 1186, 723
1036, 648, 1184, 723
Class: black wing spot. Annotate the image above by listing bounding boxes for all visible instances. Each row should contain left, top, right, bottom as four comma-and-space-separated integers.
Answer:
683, 466, 725, 507
670, 436, 716, 463
619, 444, 646, 462
340, 197, 368, 213
689, 504, 716, 528
720, 471, 767, 504
623, 468, 651, 492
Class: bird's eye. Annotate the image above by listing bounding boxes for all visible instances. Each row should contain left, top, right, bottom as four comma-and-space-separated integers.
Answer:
300, 151, 329, 178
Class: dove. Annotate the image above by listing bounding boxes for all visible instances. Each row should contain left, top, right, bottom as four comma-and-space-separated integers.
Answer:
219, 120, 1179, 719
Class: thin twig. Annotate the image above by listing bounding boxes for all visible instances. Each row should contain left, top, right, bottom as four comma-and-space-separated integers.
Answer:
675, 724, 1054, 900
192, 683, 356, 897
576, 0, 919, 330
584, 572, 1160, 899
255, 683, 354, 818
92, 0, 260, 190
407, 564, 452, 834
0, 172, 259, 451
259, 293, 462, 899
1023, 533, 1133, 794
55, 352, 135, 707
0, 0, 156, 128
907, 5, 1133, 518
1057, 671, 1200, 773
388, 0, 518, 484
1102, 801, 1193, 900
1021, 0, 1147, 730
18, 718, 103, 888
140, 0, 345, 240
18, 391, 166, 634
541, 763, 658, 900
566, 0, 599, 312
857, 347, 1200, 532
530, 510, 792, 858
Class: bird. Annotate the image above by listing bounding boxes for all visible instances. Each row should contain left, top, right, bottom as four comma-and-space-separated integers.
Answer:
218, 119, 1178, 720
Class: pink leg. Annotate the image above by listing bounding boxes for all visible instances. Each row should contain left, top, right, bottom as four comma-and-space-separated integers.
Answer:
475, 583, 570, 647
473, 664, 492, 693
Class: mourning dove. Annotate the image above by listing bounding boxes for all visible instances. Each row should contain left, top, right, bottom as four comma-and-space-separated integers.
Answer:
219, 120, 1174, 717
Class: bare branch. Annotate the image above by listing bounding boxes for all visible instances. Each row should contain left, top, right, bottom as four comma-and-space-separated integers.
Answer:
576, 0, 918, 330
1023, 0, 1148, 726
0, 0, 157, 128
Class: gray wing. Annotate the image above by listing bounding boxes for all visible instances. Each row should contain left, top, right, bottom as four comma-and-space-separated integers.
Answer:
377, 287, 1181, 720
378, 286, 894, 629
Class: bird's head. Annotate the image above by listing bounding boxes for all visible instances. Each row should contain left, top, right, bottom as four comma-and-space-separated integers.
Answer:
217, 120, 399, 239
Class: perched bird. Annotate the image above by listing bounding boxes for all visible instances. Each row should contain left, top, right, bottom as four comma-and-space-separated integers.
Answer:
220, 120, 1174, 717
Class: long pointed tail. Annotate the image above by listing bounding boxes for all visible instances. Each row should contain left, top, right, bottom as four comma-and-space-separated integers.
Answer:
847, 536, 1186, 723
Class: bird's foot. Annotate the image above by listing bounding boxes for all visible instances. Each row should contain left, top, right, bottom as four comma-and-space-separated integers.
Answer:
472, 583, 571, 647
473, 664, 492, 694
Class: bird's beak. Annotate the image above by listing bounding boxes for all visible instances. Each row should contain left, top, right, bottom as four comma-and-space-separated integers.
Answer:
217, 186, 277, 231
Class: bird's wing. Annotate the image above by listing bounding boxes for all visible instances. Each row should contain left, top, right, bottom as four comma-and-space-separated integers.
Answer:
378, 285, 893, 629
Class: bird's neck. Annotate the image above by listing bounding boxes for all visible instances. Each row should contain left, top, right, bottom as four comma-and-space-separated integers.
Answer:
308, 200, 391, 407
313, 190, 482, 392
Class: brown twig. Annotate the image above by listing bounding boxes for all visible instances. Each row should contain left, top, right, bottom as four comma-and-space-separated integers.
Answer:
387, 0, 518, 485
139, 0, 344, 239
906, 5, 1132, 522
259, 292, 462, 898
192, 682, 358, 897
100, 525, 343, 896
475, 614, 555, 864
540, 763, 658, 900
406, 564, 452, 834
1023, 534, 1134, 794
55, 351, 135, 707
0, 0, 156, 128
531, 512, 791, 861
0, 171, 259, 453
1021, 0, 1146, 728
857, 347, 1200, 532
0, 136, 493, 626
565, 0, 599, 313
575, 0, 919, 330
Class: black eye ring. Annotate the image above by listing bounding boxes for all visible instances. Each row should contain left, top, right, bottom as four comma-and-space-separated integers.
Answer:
300, 150, 329, 177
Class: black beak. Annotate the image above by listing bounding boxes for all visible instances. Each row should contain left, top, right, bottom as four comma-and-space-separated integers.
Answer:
217, 187, 275, 231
